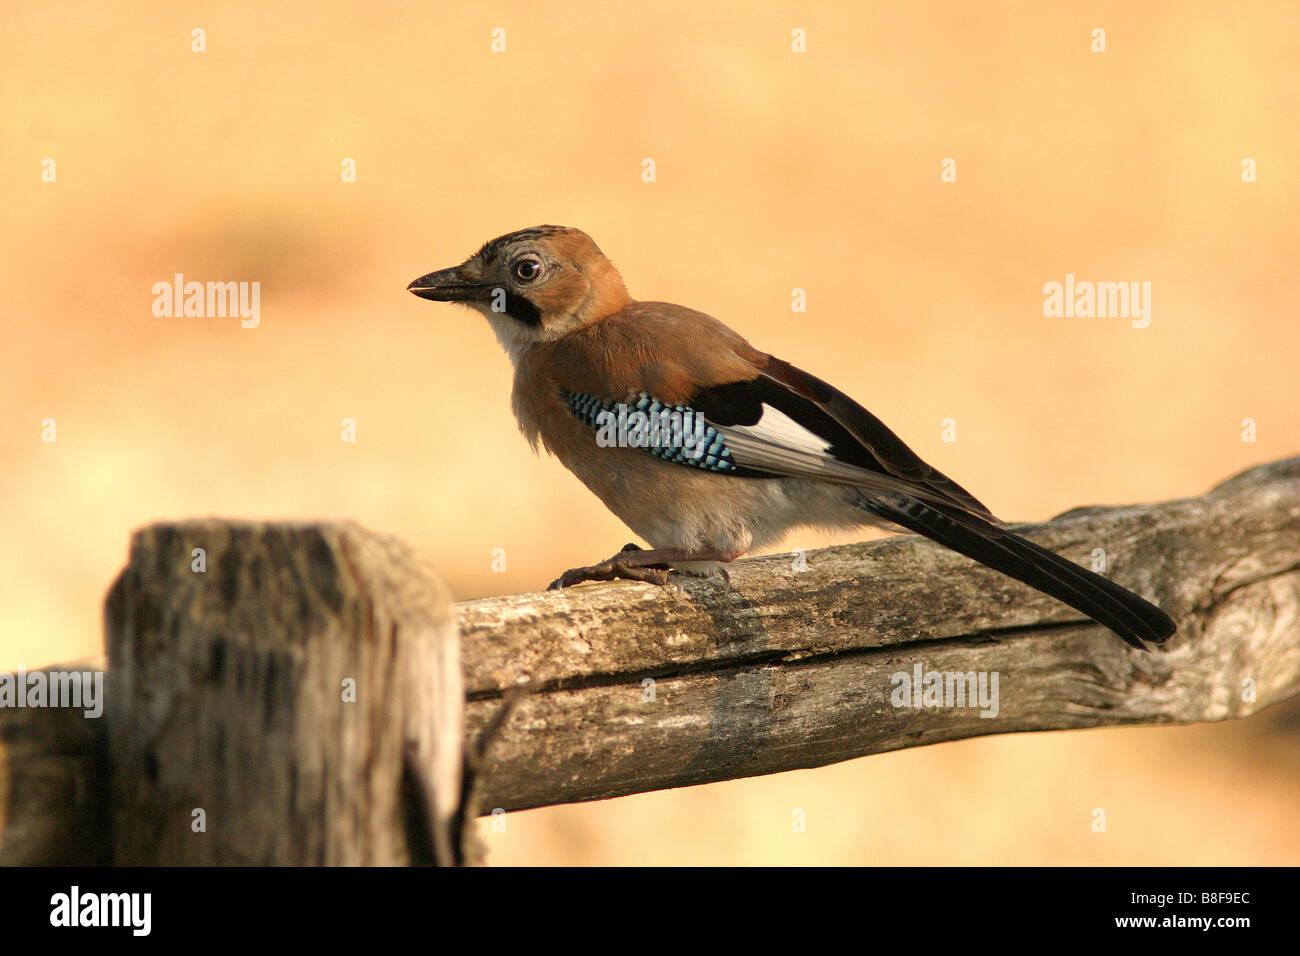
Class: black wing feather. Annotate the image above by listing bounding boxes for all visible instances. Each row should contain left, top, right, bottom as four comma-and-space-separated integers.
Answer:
688, 359, 1176, 647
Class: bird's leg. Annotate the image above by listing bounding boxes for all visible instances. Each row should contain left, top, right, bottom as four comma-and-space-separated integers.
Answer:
547, 544, 742, 590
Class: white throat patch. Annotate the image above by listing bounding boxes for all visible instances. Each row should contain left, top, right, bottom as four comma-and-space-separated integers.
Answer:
466, 302, 540, 367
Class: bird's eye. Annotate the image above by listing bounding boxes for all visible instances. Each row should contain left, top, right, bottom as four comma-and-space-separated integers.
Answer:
513, 257, 544, 282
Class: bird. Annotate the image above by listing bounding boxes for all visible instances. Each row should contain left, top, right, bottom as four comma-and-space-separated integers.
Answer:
407, 225, 1176, 649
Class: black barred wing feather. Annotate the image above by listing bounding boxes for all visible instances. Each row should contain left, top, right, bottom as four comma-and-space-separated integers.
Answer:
564, 392, 751, 475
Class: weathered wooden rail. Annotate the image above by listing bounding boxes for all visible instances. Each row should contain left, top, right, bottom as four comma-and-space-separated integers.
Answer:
1, 457, 1297, 864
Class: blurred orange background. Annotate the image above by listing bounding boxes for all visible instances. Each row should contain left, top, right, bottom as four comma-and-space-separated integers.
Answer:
3, 1, 1297, 864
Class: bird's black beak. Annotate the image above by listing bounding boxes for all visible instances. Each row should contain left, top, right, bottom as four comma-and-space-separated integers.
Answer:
406, 266, 489, 302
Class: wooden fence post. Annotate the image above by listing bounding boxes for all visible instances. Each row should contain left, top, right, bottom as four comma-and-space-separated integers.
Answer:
104, 522, 471, 865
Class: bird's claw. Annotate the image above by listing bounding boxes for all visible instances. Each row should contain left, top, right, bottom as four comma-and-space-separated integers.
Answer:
547, 560, 672, 591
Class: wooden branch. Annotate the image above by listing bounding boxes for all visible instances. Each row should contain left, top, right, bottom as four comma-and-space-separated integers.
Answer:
459, 457, 1300, 811
1, 457, 1296, 865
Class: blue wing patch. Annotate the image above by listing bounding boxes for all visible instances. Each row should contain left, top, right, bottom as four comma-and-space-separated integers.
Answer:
563, 392, 737, 473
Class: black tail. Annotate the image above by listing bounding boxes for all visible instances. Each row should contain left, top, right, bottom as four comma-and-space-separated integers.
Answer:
863, 496, 1176, 649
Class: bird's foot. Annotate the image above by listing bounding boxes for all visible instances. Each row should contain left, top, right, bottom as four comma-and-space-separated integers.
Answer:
547, 544, 673, 590
546, 544, 740, 591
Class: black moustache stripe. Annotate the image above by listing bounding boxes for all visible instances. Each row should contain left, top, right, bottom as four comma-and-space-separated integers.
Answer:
504, 292, 542, 326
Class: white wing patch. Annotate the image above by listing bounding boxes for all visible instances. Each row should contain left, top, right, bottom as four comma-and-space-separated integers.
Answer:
726, 404, 831, 456
719, 402, 863, 481
718, 403, 957, 504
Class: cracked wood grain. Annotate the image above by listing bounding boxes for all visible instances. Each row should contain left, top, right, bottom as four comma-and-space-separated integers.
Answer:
458, 457, 1300, 810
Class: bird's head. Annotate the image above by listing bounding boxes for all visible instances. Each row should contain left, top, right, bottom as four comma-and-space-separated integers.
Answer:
407, 225, 630, 364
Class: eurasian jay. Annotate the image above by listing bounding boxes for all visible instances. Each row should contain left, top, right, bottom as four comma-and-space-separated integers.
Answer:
408, 225, 1176, 649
